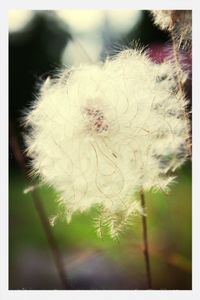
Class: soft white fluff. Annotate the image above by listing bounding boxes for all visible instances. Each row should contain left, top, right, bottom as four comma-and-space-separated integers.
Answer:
24, 49, 189, 238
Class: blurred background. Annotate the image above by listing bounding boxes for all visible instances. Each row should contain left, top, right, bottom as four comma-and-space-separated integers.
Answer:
9, 10, 192, 290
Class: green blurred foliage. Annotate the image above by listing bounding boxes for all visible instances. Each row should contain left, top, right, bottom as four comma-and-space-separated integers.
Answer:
9, 163, 191, 289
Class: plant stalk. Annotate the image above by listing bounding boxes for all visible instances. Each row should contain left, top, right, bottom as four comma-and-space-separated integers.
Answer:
9, 121, 72, 289
171, 22, 192, 158
140, 189, 152, 289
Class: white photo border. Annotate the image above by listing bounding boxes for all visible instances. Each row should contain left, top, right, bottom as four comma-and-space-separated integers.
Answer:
1, 1, 199, 299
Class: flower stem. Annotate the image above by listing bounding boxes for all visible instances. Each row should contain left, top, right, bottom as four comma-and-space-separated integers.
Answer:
140, 189, 152, 289
171, 30, 185, 94
171, 23, 192, 158
9, 121, 72, 289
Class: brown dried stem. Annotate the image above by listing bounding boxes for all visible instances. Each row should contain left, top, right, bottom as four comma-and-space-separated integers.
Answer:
140, 189, 152, 289
9, 121, 72, 289
171, 20, 192, 158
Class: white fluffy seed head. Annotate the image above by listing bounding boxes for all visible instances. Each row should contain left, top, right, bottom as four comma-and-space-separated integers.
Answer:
151, 10, 192, 49
24, 49, 190, 238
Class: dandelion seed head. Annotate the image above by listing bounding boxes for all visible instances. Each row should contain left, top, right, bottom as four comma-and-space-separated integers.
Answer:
24, 49, 189, 238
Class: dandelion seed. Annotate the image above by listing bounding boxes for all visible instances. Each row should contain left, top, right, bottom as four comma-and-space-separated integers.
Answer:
23, 183, 42, 194
24, 49, 189, 238
49, 215, 58, 227
23, 185, 35, 194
